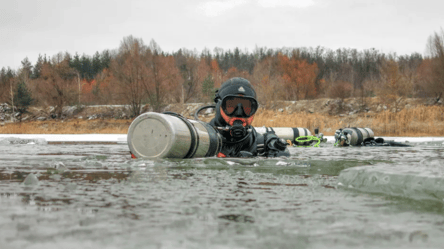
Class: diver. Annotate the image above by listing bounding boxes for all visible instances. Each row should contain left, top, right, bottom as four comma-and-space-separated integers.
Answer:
204, 77, 290, 158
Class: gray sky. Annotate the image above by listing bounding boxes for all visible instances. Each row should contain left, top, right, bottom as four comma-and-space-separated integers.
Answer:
1, 0, 443, 70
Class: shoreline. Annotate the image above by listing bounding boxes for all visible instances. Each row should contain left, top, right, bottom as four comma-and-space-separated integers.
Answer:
1, 97, 443, 137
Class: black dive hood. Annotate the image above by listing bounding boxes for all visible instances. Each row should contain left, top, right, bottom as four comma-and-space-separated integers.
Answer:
212, 77, 257, 127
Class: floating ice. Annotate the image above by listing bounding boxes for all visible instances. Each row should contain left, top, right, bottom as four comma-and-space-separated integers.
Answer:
64, 182, 77, 192
51, 161, 68, 172
0, 137, 47, 145
338, 159, 444, 202
276, 161, 288, 166
23, 173, 39, 185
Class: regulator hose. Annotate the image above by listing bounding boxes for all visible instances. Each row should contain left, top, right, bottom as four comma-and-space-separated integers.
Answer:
194, 105, 216, 121
294, 136, 321, 147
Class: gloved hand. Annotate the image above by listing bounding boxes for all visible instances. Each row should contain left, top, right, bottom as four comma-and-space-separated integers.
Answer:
264, 132, 288, 157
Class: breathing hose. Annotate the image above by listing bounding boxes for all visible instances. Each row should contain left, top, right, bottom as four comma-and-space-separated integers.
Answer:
194, 105, 216, 121
294, 136, 321, 147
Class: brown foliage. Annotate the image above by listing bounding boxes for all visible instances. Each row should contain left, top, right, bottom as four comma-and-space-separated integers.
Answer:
252, 106, 444, 137
110, 37, 181, 115
423, 30, 444, 100
278, 53, 318, 100
251, 57, 283, 106
416, 59, 434, 97
33, 60, 77, 117
0, 119, 130, 134
145, 53, 181, 109
175, 51, 211, 103
378, 60, 413, 99
210, 59, 224, 89
327, 81, 353, 100
110, 37, 148, 117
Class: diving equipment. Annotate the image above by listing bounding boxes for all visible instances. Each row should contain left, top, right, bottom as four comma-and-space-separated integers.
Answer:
127, 112, 222, 159
212, 77, 257, 127
334, 127, 411, 147
221, 96, 258, 117
334, 128, 374, 146
255, 127, 314, 146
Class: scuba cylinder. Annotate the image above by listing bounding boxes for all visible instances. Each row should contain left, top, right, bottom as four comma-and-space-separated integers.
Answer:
334, 127, 411, 147
255, 127, 313, 146
334, 127, 374, 146
127, 112, 222, 159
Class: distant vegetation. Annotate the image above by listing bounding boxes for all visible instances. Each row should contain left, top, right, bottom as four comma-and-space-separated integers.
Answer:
1, 29, 443, 118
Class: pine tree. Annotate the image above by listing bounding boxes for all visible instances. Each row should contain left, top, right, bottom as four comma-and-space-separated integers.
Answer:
31, 54, 43, 79
100, 50, 112, 69
20, 57, 33, 80
202, 74, 215, 102
92, 51, 101, 75
14, 81, 34, 122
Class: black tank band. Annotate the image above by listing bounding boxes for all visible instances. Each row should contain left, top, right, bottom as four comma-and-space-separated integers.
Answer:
351, 127, 364, 145
202, 122, 220, 157
292, 128, 299, 142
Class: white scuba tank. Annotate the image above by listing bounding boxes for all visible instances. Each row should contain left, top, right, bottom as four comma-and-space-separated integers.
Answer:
127, 112, 222, 159
337, 127, 374, 146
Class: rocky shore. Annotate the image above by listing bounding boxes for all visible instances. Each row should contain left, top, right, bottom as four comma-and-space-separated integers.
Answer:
0, 97, 441, 125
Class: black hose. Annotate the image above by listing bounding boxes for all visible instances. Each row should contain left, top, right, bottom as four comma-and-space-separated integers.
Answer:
194, 105, 216, 121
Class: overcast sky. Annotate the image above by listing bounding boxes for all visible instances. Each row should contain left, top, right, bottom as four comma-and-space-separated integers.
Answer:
1, 0, 443, 70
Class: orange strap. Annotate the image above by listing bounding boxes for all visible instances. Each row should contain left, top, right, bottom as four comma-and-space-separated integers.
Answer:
217, 152, 226, 158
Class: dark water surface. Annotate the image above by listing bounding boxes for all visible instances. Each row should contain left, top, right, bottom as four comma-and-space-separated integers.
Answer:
1, 140, 444, 249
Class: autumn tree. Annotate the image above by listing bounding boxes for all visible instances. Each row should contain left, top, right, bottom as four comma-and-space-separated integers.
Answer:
210, 59, 224, 88
328, 81, 353, 100
143, 39, 181, 111
278, 52, 318, 100
251, 56, 282, 105
327, 80, 353, 113
34, 58, 78, 117
174, 49, 210, 103
89, 68, 114, 105
379, 60, 413, 100
423, 29, 444, 102
416, 59, 434, 98
110, 36, 149, 117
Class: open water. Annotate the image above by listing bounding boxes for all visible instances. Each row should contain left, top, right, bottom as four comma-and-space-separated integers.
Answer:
1, 138, 444, 249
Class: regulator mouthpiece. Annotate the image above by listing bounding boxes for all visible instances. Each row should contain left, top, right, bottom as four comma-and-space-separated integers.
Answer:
229, 120, 247, 138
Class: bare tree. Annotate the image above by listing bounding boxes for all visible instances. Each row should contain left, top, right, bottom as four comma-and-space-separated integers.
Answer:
143, 39, 181, 111
110, 36, 148, 117
425, 29, 444, 102
175, 49, 210, 103
251, 56, 281, 106
34, 59, 77, 117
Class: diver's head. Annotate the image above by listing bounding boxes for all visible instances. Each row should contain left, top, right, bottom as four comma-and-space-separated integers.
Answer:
214, 77, 258, 127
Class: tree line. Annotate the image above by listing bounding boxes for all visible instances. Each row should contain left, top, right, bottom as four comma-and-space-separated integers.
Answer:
1, 29, 443, 118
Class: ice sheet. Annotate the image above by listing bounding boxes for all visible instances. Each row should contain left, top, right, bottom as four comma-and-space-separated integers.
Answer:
0, 134, 127, 143
338, 159, 444, 202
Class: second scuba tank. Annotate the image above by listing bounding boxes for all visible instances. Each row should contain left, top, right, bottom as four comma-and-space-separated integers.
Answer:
254, 127, 312, 145
338, 127, 374, 146
127, 112, 222, 159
